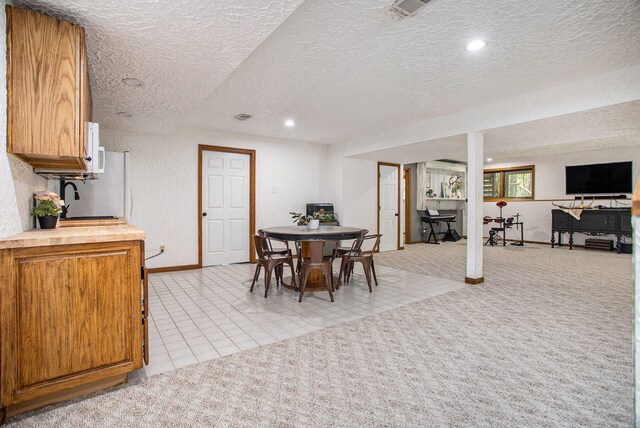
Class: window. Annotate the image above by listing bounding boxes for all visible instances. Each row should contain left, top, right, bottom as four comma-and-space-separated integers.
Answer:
483, 166, 534, 200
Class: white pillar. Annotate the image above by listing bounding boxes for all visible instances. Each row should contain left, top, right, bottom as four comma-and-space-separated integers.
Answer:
466, 131, 484, 283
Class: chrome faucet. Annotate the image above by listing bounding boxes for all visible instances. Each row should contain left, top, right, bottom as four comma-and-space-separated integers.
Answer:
59, 180, 80, 219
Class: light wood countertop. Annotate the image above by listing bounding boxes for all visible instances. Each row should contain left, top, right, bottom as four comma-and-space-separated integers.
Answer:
59, 217, 128, 227
0, 224, 146, 249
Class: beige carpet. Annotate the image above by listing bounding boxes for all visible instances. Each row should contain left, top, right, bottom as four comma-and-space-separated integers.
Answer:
6, 242, 632, 427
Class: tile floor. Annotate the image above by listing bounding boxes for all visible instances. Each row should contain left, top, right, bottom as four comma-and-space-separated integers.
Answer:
141, 262, 467, 376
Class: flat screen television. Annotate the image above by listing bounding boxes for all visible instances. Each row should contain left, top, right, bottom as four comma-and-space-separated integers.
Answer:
565, 161, 632, 194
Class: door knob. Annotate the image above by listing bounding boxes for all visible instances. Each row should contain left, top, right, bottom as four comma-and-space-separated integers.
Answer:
202, 212, 207, 217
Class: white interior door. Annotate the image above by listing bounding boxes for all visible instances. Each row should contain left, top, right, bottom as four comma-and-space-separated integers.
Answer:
202, 151, 250, 266
379, 165, 399, 252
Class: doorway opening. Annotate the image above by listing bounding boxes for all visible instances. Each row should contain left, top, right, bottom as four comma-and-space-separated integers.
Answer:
377, 162, 402, 252
198, 145, 256, 266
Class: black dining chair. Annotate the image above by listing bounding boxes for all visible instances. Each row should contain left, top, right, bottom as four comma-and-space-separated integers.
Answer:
336, 234, 382, 292
299, 240, 338, 302
251, 234, 297, 298
257, 229, 292, 285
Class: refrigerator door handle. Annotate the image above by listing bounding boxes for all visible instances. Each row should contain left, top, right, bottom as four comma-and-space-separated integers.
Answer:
97, 147, 106, 174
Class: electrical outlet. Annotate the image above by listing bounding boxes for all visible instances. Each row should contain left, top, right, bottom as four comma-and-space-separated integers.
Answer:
160, 245, 165, 252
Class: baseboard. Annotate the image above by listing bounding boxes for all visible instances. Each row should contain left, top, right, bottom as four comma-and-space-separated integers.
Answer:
464, 276, 484, 284
147, 264, 200, 274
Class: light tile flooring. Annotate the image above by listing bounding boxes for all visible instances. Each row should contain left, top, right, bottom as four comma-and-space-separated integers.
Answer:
142, 262, 467, 376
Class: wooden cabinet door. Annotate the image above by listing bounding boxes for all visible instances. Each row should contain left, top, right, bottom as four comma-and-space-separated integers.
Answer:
0, 242, 142, 405
6, 6, 87, 170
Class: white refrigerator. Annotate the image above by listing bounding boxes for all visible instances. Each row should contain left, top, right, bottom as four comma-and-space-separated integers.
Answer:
67, 151, 131, 220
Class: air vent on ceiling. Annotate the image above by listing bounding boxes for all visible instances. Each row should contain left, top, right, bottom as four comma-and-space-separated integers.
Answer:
390, 0, 431, 17
234, 113, 253, 121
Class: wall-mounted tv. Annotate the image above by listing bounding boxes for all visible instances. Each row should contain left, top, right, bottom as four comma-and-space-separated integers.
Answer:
565, 161, 632, 194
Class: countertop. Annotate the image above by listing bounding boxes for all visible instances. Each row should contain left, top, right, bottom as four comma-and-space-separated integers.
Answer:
0, 224, 146, 249
59, 217, 128, 227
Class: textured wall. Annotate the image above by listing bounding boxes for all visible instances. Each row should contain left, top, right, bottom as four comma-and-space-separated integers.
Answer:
340, 158, 378, 241
0, 0, 50, 239
483, 145, 640, 245
101, 127, 328, 268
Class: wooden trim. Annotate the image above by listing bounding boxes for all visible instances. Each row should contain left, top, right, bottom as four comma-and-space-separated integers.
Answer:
377, 162, 402, 251
7, 374, 127, 417
484, 165, 535, 201
483, 164, 535, 174
147, 264, 200, 274
633, 178, 640, 217
198, 145, 256, 268
404, 167, 412, 246
464, 276, 484, 284
6, 6, 13, 153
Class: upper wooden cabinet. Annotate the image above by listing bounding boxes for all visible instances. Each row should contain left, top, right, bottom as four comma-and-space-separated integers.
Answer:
6, 6, 92, 170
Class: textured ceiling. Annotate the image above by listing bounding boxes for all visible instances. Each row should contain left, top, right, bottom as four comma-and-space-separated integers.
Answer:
14, 0, 305, 134
186, 0, 640, 143
13, 0, 640, 143
354, 101, 640, 164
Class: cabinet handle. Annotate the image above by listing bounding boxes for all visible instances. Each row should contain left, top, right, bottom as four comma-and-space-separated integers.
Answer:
85, 156, 92, 162
202, 212, 208, 217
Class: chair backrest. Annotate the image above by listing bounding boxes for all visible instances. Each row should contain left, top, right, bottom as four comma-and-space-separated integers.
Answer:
359, 234, 382, 255
254, 234, 269, 260
307, 240, 338, 264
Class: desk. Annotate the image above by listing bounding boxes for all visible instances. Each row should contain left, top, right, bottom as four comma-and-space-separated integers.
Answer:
261, 226, 366, 291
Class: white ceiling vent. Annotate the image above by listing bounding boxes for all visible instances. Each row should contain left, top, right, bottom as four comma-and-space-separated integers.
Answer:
234, 113, 253, 121
390, 0, 431, 17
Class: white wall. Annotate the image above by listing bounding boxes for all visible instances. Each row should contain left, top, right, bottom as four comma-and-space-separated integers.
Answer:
340, 158, 378, 236
483, 145, 640, 245
101, 127, 328, 268
0, 1, 50, 239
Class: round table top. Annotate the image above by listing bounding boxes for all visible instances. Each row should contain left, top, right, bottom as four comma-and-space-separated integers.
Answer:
261, 225, 366, 241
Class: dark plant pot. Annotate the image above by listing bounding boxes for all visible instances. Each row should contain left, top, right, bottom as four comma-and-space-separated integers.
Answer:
37, 215, 58, 229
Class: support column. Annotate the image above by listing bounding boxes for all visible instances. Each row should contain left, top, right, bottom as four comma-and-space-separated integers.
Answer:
465, 131, 484, 284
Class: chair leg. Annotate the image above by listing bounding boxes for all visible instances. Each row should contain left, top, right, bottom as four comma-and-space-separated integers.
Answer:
346, 261, 354, 283
288, 261, 298, 291
250, 264, 261, 292
324, 267, 334, 302
336, 258, 346, 290
264, 268, 273, 298
371, 258, 378, 286
299, 269, 309, 302
362, 261, 372, 293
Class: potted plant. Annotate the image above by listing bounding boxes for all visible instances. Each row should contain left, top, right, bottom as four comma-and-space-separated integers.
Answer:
290, 209, 336, 230
453, 182, 462, 198
426, 188, 434, 198
32, 192, 64, 229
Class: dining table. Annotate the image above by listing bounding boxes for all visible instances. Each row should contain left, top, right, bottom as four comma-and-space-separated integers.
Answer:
261, 225, 366, 292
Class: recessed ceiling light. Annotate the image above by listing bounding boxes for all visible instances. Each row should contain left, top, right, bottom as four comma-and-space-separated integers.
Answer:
122, 78, 144, 87
486, 158, 493, 162
284, 119, 295, 127
466, 39, 485, 51
116, 111, 133, 118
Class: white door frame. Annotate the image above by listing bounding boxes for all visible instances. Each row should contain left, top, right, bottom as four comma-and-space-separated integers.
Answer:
198, 145, 255, 266
377, 162, 402, 251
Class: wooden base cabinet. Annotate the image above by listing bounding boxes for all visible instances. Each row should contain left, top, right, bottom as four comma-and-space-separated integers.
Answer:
0, 240, 146, 421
